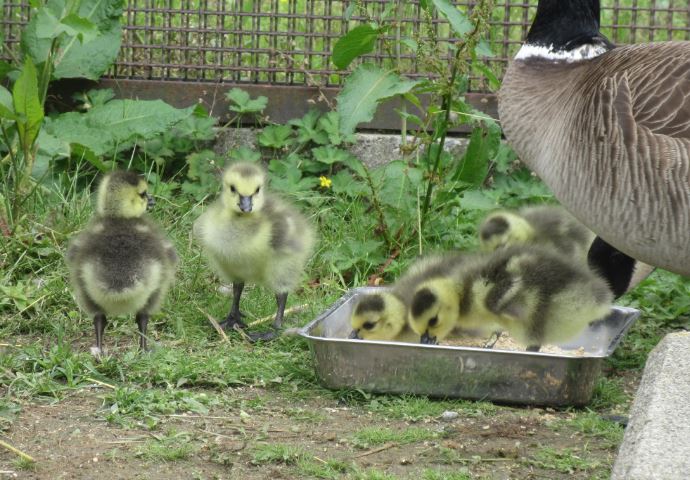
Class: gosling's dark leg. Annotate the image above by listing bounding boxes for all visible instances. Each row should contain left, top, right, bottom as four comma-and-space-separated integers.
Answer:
136, 313, 149, 351
221, 282, 247, 329
247, 292, 288, 342
526, 345, 541, 352
94, 313, 107, 354
587, 236, 636, 298
483, 330, 503, 349
273, 292, 288, 329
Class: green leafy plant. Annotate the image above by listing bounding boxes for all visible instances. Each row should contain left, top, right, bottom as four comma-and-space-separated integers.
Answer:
0, 0, 124, 232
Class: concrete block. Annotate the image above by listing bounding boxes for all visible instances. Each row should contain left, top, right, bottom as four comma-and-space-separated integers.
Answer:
214, 128, 468, 168
611, 331, 690, 479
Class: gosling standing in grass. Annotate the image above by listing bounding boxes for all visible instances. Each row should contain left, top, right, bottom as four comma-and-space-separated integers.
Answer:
194, 162, 315, 341
408, 246, 613, 351
349, 253, 468, 343
66, 171, 178, 355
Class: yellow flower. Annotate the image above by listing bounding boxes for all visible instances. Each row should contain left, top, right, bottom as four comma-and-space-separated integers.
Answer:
319, 176, 332, 188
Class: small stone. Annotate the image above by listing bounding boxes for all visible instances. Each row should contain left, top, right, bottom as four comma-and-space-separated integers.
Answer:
440, 411, 459, 422
400, 458, 411, 465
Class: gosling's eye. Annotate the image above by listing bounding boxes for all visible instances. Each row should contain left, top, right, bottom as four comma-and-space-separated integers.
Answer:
229, 185, 236, 193
139, 191, 147, 198
255, 186, 260, 194
362, 322, 375, 330
428, 316, 438, 327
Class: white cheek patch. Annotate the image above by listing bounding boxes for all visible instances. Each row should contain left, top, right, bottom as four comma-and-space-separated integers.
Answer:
515, 43, 608, 62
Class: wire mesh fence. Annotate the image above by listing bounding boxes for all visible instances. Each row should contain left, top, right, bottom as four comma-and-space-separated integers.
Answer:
2, 0, 690, 94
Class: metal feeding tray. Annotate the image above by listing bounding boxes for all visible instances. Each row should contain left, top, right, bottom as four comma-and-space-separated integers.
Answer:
299, 287, 641, 407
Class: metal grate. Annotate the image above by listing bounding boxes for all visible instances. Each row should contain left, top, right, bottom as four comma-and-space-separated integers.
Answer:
3, 0, 690, 93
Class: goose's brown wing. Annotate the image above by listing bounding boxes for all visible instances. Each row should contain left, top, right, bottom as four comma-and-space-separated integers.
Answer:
624, 43, 690, 138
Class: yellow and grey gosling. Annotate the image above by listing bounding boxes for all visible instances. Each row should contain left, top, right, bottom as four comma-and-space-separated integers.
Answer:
479, 205, 594, 264
499, 0, 690, 276
349, 253, 468, 343
479, 205, 655, 298
66, 171, 178, 355
408, 246, 613, 351
193, 162, 315, 341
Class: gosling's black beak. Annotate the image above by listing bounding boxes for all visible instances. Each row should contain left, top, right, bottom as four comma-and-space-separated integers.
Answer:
349, 329, 360, 339
239, 195, 252, 213
146, 194, 155, 210
420, 331, 437, 345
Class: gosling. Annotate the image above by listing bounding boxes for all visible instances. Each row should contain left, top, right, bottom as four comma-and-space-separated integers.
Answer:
193, 162, 315, 341
479, 205, 594, 264
66, 171, 178, 355
349, 253, 468, 343
408, 246, 613, 351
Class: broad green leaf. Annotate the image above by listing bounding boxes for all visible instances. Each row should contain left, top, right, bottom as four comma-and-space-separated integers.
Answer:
71, 143, 108, 171
459, 189, 498, 211
257, 124, 293, 149
60, 14, 99, 43
332, 24, 380, 70
312, 145, 356, 165
0, 85, 15, 118
330, 170, 368, 197
454, 123, 501, 186
289, 109, 329, 145
228, 146, 260, 163
22, 0, 124, 80
45, 99, 195, 157
337, 64, 419, 136
13, 58, 44, 149
226, 87, 268, 114
317, 111, 356, 146
431, 0, 472, 36
52, 23, 122, 79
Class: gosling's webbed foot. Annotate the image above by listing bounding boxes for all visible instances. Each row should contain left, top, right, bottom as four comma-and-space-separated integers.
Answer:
526, 345, 541, 352
247, 328, 281, 342
220, 311, 248, 330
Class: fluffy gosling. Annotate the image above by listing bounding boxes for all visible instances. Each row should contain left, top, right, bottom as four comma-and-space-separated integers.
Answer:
408, 246, 613, 351
66, 171, 178, 355
479, 205, 594, 264
193, 162, 315, 341
349, 253, 468, 342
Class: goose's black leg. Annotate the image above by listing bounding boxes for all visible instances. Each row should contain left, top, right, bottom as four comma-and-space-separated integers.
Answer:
221, 282, 247, 329
526, 345, 541, 352
587, 236, 636, 298
136, 313, 149, 351
93, 313, 107, 354
247, 292, 288, 342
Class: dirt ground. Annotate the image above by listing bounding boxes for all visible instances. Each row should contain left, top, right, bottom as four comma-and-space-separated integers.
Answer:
0, 374, 640, 480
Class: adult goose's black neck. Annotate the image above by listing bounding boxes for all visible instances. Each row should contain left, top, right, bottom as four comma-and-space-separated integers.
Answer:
526, 0, 613, 51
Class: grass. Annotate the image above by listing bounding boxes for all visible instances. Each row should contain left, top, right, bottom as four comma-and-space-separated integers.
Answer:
0, 162, 688, 478
526, 447, 603, 475
251, 443, 307, 465
135, 429, 197, 461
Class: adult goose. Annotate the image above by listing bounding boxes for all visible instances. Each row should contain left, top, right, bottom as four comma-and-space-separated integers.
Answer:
498, 0, 690, 279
